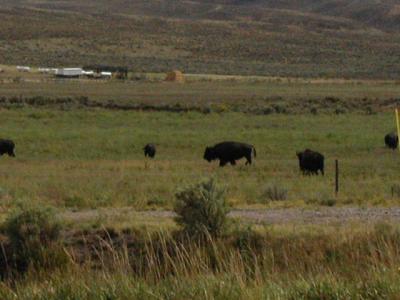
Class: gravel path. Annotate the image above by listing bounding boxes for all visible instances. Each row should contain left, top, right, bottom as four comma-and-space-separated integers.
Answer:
61, 207, 400, 225
229, 207, 400, 224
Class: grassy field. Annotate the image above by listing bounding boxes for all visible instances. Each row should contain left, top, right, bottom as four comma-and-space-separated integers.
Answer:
0, 75, 400, 116
2, 0, 400, 297
1, 75, 400, 299
2, 79, 400, 103
0, 106, 399, 210
2, 222, 400, 299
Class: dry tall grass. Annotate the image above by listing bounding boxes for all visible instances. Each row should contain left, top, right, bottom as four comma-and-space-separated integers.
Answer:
2, 223, 400, 299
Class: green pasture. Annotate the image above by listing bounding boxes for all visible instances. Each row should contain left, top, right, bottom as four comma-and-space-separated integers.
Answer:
0, 108, 398, 209
1, 79, 400, 106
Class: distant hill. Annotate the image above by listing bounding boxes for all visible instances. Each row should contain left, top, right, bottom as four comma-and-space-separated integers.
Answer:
0, 0, 399, 78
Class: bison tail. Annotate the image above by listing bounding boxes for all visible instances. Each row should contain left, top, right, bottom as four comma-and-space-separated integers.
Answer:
252, 147, 257, 158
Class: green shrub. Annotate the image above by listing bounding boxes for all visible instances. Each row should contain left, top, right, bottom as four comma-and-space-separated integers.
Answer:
319, 197, 337, 207
334, 107, 346, 114
365, 106, 376, 115
262, 184, 288, 202
64, 195, 86, 208
390, 184, 400, 198
262, 107, 274, 115
272, 103, 287, 114
174, 178, 230, 238
310, 107, 318, 115
232, 225, 265, 254
305, 193, 336, 207
4, 205, 68, 272
147, 196, 167, 207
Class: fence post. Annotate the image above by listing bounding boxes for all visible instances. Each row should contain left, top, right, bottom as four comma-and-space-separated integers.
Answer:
396, 109, 400, 153
335, 159, 339, 196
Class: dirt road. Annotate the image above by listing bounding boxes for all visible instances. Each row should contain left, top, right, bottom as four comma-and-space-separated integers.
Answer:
61, 207, 400, 225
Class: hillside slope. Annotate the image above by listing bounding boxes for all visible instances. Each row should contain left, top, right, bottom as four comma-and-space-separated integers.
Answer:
0, 0, 399, 78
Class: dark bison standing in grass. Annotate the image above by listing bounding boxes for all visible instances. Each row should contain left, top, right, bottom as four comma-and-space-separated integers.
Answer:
204, 141, 256, 167
143, 143, 156, 158
0, 139, 15, 157
385, 132, 398, 150
296, 149, 324, 175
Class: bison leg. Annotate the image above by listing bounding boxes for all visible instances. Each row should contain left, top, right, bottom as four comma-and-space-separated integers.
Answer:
245, 155, 252, 165
219, 160, 227, 167
230, 160, 236, 166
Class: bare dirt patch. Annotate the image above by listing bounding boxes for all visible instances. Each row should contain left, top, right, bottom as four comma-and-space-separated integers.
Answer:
61, 207, 400, 226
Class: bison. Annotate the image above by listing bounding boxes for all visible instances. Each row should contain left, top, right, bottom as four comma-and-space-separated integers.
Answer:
143, 143, 156, 158
203, 141, 256, 167
385, 132, 398, 150
296, 149, 324, 175
0, 139, 15, 157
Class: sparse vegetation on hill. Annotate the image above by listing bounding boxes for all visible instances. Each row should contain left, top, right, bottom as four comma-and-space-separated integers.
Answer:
0, 0, 400, 78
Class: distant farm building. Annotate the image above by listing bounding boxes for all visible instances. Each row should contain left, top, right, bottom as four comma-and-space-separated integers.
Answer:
165, 70, 185, 83
82, 70, 94, 77
56, 68, 83, 78
83, 65, 128, 79
100, 71, 112, 78
38, 68, 56, 74
17, 66, 30, 72
38, 68, 50, 74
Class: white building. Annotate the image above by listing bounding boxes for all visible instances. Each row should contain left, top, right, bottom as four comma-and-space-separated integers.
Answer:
56, 68, 83, 77
17, 66, 30, 72
82, 70, 94, 77
38, 68, 51, 74
100, 71, 112, 78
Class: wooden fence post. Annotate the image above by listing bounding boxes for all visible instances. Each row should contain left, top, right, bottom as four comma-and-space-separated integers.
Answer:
396, 109, 400, 153
335, 159, 339, 196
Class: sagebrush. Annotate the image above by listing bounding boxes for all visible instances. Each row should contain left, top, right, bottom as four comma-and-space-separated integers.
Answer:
174, 178, 230, 238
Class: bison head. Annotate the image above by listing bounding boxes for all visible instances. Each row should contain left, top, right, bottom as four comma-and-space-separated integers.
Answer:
296, 151, 303, 160
296, 151, 304, 171
203, 147, 216, 162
